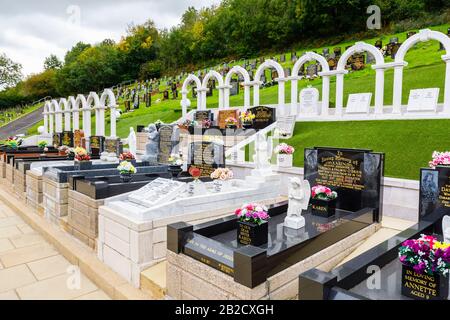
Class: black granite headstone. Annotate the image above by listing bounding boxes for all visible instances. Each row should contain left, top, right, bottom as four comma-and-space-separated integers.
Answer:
89, 136, 105, 156
52, 133, 62, 147
248, 106, 276, 130
304, 147, 384, 222
194, 110, 212, 123
419, 166, 450, 221
104, 138, 122, 157
61, 131, 74, 147
187, 141, 225, 176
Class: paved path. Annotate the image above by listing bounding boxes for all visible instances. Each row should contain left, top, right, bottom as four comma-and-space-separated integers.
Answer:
0, 106, 44, 140
0, 200, 110, 300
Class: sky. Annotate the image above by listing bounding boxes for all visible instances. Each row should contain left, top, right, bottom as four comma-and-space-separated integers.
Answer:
0, 0, 221, 77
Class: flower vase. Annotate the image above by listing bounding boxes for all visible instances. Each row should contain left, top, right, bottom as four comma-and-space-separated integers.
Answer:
168, 165, 183, 179
311, 198, 337, 218
277, 154, 293, 168
242, 121, 253, 130
237, 220, 268, 246
120, 173, 133, 183
401, 265, 449, 300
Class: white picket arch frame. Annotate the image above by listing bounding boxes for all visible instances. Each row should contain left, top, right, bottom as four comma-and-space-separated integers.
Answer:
392, 29, 450, 114
68, 96, 79, 131
201, 70, 224, 110
253, 59, 286, 110
334, 42, 386, 115
224, 66, 251, 109
51, 99, 63, 134
43, 101, 52, 135
100, 89, 118, 138
59, 98, 71, 132
290, 52, 330, 115
75, 94, 91, 138
181, 74, 202, 117
87, 92, 101, 136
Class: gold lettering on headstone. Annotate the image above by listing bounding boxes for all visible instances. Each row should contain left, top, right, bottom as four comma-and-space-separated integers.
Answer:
439, 177, 450, 208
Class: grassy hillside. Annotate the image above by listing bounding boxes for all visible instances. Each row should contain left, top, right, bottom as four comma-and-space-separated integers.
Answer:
24, 24, 450, 180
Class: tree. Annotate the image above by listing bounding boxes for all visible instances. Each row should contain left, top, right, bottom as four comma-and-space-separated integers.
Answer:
64, 42, 91, 65
21, 69, 58, 99
44, 54, 63, 70
0, 53, 22, 88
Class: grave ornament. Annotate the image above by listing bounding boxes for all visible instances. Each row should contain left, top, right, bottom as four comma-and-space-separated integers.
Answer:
141, 124, 160, 164
128, 127, 137, 157
284, 178, 311, 229
443, 216, 450, 243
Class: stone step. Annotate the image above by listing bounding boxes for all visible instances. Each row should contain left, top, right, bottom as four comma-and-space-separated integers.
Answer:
140, 261, 166, 299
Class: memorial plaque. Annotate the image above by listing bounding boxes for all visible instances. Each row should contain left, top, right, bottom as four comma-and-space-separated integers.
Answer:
248, 106, 276, 130
218, 109, 239, 129
74, 130, 84, 148
194, 110, 212, 123
299, 87, 320, 115
52, 133, 62, 147
419, 166, 450, 221
188, 141, 225, 177
158, 125, 174, 164
346, 93, 372, 114
304, 147, 384, 221
128, 178, 186, 207
89, 136, 105, 156
105, 138, 122, 156
407, 88, 440, 112
61, 131, 74, 147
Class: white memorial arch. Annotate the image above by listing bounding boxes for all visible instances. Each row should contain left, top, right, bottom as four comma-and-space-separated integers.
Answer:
59, 98, 71, 132
87, 92, 101, 137
68, 96, 79, 131
181, 74, 202, 117
253, 59, 286, 113
76, 94, 91, 138
100, 89, 119, 138
224, 66, 251, 109
291, 52, 330, 115
392, 29, 450, 114
43, 101, 52, 135
333, 42, 386, 115
200, 70, 224, 110
52, 99, 63, 134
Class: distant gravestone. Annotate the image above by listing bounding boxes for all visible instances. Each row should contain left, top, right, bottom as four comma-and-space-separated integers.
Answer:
306, 64, 318, 78
194, 110, 212, 123
366, 52, 376, 64
322, 48, 330, 57
230, 80, 239, 96
333, 47, 342, 58
327, 57, 337, 70
407, 88, 440, 112
280, 54, 286, 63
351, 53, 365, 70
299, 87, 320, 115
52, 133, 62, 147
158, 125, 174, 164
284, 67, 291, 77
346, 93, 372, 114
188, 141, 225, 177
248, 106, 276, 130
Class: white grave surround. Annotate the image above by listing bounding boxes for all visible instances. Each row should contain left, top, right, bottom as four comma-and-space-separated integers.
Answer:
345, 93, 372, 114
97, 176, 282, 287
299, 87, 320, 115
407, 88, 440, 113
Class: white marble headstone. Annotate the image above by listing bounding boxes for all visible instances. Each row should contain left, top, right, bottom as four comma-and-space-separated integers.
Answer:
299, 87, 320, 115
346, 93, 372, 114
128, 178, 186, 207
407, 88, 440, 112
276, 116, 296, 138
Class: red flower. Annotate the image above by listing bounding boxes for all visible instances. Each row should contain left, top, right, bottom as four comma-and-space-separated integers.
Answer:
189, 166, 202, 178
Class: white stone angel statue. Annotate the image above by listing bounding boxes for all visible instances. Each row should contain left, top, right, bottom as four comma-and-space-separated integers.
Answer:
285, 177, 311, 229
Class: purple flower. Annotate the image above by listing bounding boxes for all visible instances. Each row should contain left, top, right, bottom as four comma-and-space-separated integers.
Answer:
413, 262, 426, 274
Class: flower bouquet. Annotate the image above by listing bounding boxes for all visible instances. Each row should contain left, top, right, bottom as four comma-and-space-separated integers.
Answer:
178, 119, 198, 134
310, 185, 338, 217
201, 119, 212, 129
225, 117, 238, 129
117, 161, 137, 183
235, 203, 270, 246
210, 168, 234, 192
73, 147, 92, 170
429, 151, 450, 168
274, 143, 295, 168
239, 111, 255, 129
398, 234, 450, 300
187, 166, 204, 196
119, 151, 136, 164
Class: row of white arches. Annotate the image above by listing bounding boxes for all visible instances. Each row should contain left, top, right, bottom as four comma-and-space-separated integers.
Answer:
43, 89, 118, 138
181, 29, 450, 116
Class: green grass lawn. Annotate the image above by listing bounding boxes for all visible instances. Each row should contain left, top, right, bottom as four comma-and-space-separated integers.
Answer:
285, 119, 449, 180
